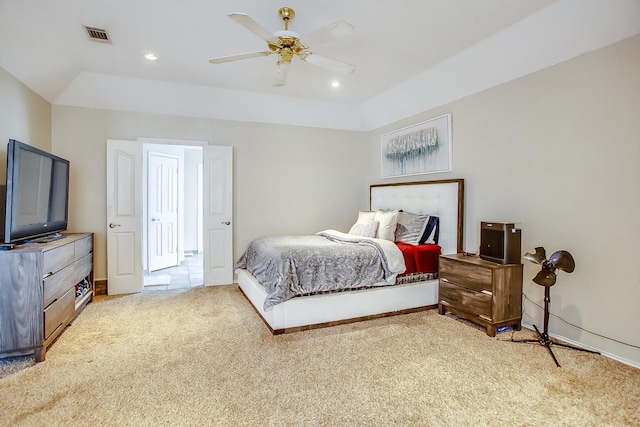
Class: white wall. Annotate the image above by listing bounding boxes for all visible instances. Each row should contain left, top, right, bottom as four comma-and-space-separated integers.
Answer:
51, 108, 371, 282
0, 67, 51, 183
367, 34, 640, 366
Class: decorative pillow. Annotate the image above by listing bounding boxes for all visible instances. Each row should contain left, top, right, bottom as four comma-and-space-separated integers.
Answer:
348, 220, 380, 238
395, 212, 430, 245
420, 216, 440, 244
374, 210, 399, 241
354, 211, 376, 224
348, 211, 376, 234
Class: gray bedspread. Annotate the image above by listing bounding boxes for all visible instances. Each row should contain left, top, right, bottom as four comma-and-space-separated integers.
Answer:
236, 230, 406, 310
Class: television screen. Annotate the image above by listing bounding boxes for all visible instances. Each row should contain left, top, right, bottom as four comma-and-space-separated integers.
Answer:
480, 228, 505, 261
3, 139, 69, 243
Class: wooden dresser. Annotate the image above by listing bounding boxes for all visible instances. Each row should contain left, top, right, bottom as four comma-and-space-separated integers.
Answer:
0, 233, 93, 362
438, 254, 523, 336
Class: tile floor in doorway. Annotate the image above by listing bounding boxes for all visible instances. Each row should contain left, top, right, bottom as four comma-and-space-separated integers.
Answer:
143, 252, 203, 291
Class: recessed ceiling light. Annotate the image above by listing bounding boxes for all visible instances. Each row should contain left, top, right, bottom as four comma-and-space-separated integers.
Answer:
331, 80, 341, 88
144, 51, 158, 61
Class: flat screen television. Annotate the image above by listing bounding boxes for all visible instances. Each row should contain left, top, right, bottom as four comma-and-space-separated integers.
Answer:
2, 139, 69, 244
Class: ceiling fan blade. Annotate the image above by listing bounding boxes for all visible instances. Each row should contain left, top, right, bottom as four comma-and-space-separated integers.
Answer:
209, 51, 273, 64
301, 20, 354, 47
229, 13, 282, 47
273, 61, 290, 87
302, 53, 355, 74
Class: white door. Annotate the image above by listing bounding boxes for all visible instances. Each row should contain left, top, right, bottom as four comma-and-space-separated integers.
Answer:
106, 140, 143, 295
147, 151, 179, 272
203, 145, 233, 285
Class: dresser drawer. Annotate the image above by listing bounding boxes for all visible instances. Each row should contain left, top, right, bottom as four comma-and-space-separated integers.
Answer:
43, 287, 75, 340
43, 262, 75, 308
439, 280, 492, 319
75, 253, 92, 282
43, 243, 75, 277
440, 258, 492, 293
74, 235, 93, 260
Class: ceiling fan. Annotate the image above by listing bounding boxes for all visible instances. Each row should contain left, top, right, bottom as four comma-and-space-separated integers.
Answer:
209, 7, 355, 86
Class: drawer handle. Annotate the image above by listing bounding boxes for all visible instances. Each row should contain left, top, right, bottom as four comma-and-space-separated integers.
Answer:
42, 272, 54, 280
441, 278, 449, 283
480, 290, 493, 296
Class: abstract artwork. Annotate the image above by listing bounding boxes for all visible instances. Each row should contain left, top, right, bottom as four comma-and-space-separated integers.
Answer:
381, 114, 452, 178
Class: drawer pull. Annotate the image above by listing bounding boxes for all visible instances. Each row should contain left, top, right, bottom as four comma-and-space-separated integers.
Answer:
42, 272, 54, 280
441, 277, 449, 283
480, 290, 493, 296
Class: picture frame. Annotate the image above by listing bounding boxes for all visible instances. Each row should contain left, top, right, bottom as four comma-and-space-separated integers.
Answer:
380, 113, 452, 178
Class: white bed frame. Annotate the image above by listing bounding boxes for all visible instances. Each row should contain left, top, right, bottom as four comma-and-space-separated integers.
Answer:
237, 179, 464, 334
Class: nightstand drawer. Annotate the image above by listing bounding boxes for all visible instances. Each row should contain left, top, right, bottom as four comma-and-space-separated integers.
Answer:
440, 258, 492, 292
439, 280, 492, 319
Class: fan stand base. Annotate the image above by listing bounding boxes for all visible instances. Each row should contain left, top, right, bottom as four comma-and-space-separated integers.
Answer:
499, 285, 600, 367
501, 324, 600, 367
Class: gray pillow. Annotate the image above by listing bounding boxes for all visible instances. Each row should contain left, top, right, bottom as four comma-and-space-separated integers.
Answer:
394, 212, 429, 245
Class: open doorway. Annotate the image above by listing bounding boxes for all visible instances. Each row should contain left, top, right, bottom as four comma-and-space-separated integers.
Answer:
106, 140, 233, 295
141, 143, 203, 291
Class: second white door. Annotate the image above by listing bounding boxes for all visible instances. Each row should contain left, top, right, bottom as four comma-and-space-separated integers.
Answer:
147, 151, 179, 272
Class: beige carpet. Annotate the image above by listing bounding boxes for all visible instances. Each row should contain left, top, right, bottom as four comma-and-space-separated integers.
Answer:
1, 285, 639, 426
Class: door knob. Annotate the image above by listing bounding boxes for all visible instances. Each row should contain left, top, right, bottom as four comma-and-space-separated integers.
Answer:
109, 223, 121, 228
221, 221, 231, 225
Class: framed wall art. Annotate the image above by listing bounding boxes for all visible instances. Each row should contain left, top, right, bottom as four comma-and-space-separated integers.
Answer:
380, 113, 452, 178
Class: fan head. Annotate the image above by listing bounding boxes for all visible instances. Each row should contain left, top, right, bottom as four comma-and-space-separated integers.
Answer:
525, 247, 576, 287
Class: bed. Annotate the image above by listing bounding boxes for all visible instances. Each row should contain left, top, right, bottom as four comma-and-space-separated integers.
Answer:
236, 179, 464, 334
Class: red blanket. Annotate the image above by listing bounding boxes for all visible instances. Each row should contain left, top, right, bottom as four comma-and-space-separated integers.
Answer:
396, 243, 441, 275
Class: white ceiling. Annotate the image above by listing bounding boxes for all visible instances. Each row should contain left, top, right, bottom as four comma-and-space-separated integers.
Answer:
1, 0, 639, 131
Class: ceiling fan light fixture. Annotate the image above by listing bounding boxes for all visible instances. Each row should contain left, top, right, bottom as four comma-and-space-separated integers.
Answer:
143, 51, 158, 61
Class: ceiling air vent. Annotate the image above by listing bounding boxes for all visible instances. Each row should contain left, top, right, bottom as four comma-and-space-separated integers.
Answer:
84, 26, 111, 43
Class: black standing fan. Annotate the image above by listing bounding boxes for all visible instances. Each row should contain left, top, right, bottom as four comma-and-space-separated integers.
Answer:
503, 247, 599, 367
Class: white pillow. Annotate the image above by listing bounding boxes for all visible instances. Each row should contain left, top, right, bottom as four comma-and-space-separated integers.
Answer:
374, 210, 399, 241
353, 211, 376, 225
349, 211, 377, 237
348, 220, 380, 238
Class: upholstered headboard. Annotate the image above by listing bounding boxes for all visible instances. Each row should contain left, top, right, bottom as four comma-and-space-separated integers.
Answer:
370, 179, 464, 255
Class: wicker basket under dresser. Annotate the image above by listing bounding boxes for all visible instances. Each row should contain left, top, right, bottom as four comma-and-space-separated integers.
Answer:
438, 254, 523, 337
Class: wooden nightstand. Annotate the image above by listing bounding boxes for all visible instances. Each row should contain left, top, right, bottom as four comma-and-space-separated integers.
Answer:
438, 254, 523, 337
